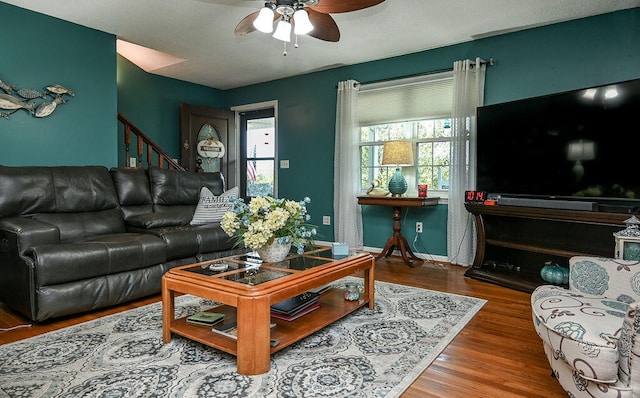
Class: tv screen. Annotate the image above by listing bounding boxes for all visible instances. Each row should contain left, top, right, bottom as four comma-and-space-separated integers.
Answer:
476, 78, 640, 208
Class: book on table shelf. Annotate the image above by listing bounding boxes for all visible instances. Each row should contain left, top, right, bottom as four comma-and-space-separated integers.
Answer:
212, 321, 276, 339
186, 311, 225, 326
270, 302, 321, 321
270, 291, 319, 315
212, 321, 239, 339
270, 291, 322, 321
309, 283, 332, 295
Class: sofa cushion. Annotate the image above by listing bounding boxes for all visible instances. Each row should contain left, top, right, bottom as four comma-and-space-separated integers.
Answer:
0, 165, 119, 218
191, 186, 239, 225
126, 212, 188, 229
139, 224, 235, 261
532, 285, 627, 383
29, 233, 167, 286
31, 208, 126, 242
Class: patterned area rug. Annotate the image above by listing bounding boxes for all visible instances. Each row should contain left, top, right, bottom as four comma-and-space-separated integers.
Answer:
0, 277, 485, 398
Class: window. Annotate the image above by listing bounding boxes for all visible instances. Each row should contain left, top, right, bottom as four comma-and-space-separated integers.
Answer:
239, 108, 276, 198
358, 72, 454, 195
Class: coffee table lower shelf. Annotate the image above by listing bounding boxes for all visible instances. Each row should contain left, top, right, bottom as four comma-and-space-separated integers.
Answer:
167, 287, 368, 356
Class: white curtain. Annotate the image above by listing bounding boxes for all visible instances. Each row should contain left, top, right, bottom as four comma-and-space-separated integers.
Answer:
333, 80, 363, 249
447, 58, 486, 266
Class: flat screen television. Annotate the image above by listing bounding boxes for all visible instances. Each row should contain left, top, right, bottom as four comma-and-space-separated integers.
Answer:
476, 77, 640, 212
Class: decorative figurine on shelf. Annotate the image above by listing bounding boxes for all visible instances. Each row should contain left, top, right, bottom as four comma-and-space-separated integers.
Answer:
366, 179, 390, 197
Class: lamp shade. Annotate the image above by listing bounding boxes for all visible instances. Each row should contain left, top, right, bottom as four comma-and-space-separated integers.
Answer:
382, 141, 414, 166
272, 19, 292, 42
382, 141, 413, 197
253, 7, 274, 33
293, 9, 313, 35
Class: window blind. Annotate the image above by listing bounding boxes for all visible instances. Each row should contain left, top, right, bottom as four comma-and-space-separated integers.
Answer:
358, 71, 453, 126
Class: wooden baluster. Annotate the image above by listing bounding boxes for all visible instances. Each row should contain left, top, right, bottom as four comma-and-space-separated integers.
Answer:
124, 125, 132, 167
146, 143, 153, 168
137, 136, 144, 167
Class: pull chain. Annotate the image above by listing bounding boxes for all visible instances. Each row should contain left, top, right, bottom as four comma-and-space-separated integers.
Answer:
283, 41, 288, 56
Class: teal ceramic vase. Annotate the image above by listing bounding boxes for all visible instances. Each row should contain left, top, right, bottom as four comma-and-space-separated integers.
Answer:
388, 167, 407, 197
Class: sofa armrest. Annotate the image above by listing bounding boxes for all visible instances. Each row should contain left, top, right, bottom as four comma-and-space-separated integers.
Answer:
125, 213, 187, 229
0, 217, 60, 321
0, 217, 60, 256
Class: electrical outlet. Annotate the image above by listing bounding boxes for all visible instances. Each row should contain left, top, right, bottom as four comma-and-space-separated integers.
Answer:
129, 157, 137, 168
416, 222, 423, 233
323, 216, 331, 225
280, 160, 290, 169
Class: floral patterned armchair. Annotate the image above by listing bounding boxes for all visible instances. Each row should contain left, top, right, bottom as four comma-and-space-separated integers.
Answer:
531, 256, 640, 397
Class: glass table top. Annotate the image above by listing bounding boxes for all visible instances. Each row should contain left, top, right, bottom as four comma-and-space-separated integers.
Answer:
182, 245, 361, 286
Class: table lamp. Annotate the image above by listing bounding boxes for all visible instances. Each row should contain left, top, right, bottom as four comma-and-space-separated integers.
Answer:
382, 141, 414, 197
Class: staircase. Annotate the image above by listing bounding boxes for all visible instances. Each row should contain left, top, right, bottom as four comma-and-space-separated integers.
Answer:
117, 113, 184, 170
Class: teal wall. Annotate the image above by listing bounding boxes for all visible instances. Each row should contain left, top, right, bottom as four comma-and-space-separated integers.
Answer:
2, 2, 639, 257
224, 9, 640, 254
117, 55, 226, 160
0, 2, 116, 167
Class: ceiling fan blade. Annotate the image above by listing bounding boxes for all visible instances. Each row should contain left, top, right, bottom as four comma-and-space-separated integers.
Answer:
235, 11, 260, 36
307, 0, 385, 14
306, 9, 340, 42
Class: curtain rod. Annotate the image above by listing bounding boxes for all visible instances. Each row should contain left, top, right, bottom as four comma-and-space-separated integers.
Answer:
339, 58, 494, 88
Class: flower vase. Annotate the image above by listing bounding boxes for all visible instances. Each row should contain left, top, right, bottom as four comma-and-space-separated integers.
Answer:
256, 240, 292, 263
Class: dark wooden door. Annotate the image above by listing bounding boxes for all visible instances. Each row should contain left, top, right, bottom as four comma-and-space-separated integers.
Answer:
180, 104, 236, 186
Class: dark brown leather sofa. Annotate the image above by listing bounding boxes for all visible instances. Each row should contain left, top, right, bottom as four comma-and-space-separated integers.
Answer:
0, 165, 243, 322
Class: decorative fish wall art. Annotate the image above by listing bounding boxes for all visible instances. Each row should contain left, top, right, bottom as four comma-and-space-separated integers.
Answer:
0, 77, 75, 120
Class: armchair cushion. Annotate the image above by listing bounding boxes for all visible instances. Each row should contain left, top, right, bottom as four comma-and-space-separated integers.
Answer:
532, 285, 627, 383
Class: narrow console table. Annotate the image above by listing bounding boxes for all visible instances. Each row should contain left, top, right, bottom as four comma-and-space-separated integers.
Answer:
358, 195, 440, 267
465, 203, 629, 292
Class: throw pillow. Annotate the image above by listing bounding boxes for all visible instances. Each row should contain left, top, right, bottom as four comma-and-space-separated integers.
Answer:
190, 186, 239, 225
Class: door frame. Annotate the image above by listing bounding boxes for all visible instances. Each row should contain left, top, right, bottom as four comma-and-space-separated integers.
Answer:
231, 100, 279, 197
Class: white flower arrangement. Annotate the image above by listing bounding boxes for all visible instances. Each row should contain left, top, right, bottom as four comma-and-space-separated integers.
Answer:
221, 196, 317, 253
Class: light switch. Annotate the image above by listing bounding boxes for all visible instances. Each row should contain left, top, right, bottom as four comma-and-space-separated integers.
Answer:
280, 160, 290, 169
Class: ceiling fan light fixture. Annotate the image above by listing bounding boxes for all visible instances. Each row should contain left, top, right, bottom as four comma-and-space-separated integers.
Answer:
272, 18, 292, 42
253, 7, 275, 33
293, 9, 313, 35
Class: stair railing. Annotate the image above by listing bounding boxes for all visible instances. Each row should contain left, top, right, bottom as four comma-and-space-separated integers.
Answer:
117, 113, 184, 170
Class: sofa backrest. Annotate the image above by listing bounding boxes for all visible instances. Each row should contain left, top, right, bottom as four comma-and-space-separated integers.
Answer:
110, 167, 153, 220
0, 165, 125, 241
147, 166, 225, 223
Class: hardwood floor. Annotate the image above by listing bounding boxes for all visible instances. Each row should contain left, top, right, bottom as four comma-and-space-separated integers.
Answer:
0, 256, 566, 397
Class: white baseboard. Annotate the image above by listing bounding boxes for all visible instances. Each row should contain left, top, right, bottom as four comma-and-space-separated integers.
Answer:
315, 240, 447, 263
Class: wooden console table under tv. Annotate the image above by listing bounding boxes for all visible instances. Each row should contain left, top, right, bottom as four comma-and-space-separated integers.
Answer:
465, 203, 630, 292
162, 246, 375, 375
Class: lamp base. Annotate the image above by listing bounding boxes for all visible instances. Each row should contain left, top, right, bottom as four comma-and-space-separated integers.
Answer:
388, 167, 408, 197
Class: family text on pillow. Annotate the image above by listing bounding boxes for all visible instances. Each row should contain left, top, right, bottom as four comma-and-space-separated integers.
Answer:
190, 186, 239, 225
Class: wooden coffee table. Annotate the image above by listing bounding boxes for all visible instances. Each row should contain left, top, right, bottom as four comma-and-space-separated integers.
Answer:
162, 246, 375, 375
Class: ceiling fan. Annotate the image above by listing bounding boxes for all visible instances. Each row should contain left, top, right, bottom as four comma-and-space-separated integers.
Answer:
235, 0, 385, 53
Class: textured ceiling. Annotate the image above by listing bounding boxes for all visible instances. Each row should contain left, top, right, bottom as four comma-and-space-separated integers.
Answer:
3, 0, 640, 89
